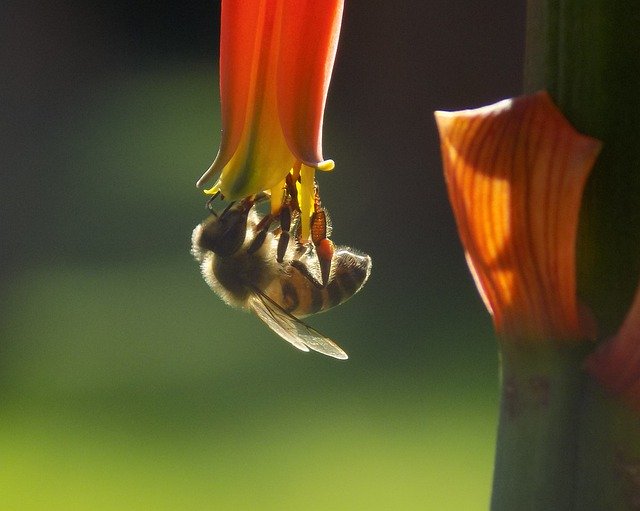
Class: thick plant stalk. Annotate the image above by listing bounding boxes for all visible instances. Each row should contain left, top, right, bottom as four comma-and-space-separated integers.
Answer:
525, 0, 640, 333
491, 344, 590, 509
436, 91, 601, 509
438, 1, 640, 508
521, 1, 640, 509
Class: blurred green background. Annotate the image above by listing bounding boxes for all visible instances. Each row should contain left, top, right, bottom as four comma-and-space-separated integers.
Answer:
2, 1, 524, 509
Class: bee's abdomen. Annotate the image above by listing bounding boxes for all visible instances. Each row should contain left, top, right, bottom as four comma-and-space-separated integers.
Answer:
269, 250, 371, 317
322, 251, 371, 310
275, 275, 326, 316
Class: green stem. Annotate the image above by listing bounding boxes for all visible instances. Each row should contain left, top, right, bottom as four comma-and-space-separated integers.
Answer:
491, 343, 588, 510
574, 381, 639, 510
524, 0, 640, 334
509, 1, 640, 509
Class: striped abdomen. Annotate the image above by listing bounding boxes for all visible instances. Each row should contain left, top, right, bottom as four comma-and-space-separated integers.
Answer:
264, 249, 372, 318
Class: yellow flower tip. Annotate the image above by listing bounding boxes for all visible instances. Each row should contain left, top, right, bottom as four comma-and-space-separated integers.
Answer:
203, 181, 221, 196
317, 159, 335, 172
586, 281, 640, 411
436, 91, 602, 343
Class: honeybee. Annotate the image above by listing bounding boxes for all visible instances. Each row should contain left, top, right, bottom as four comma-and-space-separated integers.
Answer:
191, 195, 371, 359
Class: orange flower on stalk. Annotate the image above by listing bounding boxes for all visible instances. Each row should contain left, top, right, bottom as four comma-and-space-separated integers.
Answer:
197, 0, 343, 241
435, 92, 601, 343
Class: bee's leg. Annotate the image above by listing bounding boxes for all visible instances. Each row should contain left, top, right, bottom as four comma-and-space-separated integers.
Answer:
285, 172, 300, 212
219, 200, 238, 218
315, 237, 334, 287
290, 258, 325, 289
247, 214, 274, 255
220, 193, 260, 220
276, 205, 291, 263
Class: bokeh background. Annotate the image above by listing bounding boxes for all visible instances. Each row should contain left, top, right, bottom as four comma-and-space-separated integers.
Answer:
2, 1, 525, 509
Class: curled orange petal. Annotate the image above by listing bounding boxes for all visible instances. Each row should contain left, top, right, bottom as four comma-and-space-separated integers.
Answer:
435, 92, 602, 342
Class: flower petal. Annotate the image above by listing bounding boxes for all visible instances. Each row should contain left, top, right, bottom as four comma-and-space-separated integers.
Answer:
277, 0, 344, 168
197, 0, 295, 198
587, 280, 640, 409
197, 0, 262, 189
435, 92, 601, 342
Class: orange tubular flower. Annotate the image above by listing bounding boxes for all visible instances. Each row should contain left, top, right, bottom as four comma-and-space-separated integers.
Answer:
435, 92, 602, 342
587, 281, 640, 410
197, 0, 343, 240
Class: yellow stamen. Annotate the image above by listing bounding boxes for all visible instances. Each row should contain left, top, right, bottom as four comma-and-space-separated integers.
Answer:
317, 159, 335, 171
299, 164, 315, 242
269, 178, 287, 216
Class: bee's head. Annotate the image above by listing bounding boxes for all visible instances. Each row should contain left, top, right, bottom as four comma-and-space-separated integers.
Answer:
194, 201, 251, 257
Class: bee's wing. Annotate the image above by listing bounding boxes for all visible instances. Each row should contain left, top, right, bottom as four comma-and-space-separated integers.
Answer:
248, 287, 348, 360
